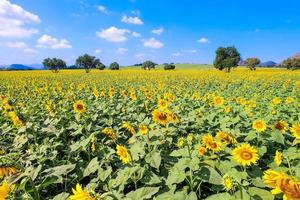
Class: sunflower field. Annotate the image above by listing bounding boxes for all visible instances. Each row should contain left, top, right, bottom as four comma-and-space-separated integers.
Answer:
0, 68, 300, 200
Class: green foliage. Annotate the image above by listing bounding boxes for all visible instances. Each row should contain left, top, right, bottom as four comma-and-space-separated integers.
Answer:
142, 61, 156, 70
213, 46, 241, 72
42, 58, 66, 73
75, 54, 101, 73
164, 64, 176, 70
282, 57, 300, 70
96, 63, 106, 70
109, 62, 120, 70
244, 58, 261, 70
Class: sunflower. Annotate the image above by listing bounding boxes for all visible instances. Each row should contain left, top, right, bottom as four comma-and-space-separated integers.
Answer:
0, 179, 15, 200
187, 134, 193, 144
274, 121, 289, 133
291, 123, 300, 140
122, 122, 136, 135
223, 106, 231, 113
232, 144, 259, 166
286, 97, 294, 104
93, 87, 99, 98
263, 169, 283, 188
223, 175, 234, 191
139, 124, 149, 135
207, 140, 222, 153
213, 96, 224, 106
158, 99, 168, 110
91, 135, 96, 153
252, 119, 267, 133
177, 138, 185, 148
73, 100, 86, 114
102, 128, 117, 140
216, 131, 236, 145
152, 109, 171, 126
0, 167, 18, 178
274, 151, 282, 166
272, 97, 281, 105
202, 134, 214, 147
70, 183, 95, 200
198, 147, 207, 156
8, 111, 22, 126
116, 145, 131, 164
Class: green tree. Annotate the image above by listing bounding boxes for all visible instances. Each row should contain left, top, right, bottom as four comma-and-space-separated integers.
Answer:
164, 63, 176, 70
42, 58, 66, 73
282, 58, 300, 70
244, 57, 261, 70
96, 63, 106, 70
75, 54, 101, 73
109, 62, 120, 70
213, 46, 241, 72
142, 61, 156, 70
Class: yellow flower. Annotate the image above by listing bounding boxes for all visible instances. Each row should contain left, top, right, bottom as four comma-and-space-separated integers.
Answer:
70, 183, 95, 200
73, 100, 86, 114
207, 140, 222, 153
252, 119, 267, 133
223, 175, 233, 191
177, 138, 185, 148
122, 122, 136, 135
0, 180, 15, 200
116, 145, 131, 164
91, 135, 96, 153
93, 87, 99, 98
0, 167, 18, 178
286, 97, 294, 104
223, 106, 231, 113
198, 147, 206, 156
202, 134, 214, 148
291, 123, 300, 140
8, 111, 22, 126
152, 109, 171, 126
216, 131, 236, 145
274, 151, 282, 166
187, 134, 193, 144
232, 144, 259, 166
139, 124, 149, 135
274, 121, 289, 133
158, 99, 168, 110
102, 128, 117, 140
272, 97, 281, 105
213, 96, 224, 106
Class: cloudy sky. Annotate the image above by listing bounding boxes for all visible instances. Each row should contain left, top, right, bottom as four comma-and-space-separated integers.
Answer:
0, 0, 300, 65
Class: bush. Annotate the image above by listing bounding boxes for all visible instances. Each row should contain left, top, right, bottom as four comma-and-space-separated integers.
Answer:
282, 58, 300, 70
164, 64, 176, 70
109, 62, 120, 70
142, 61, 156, 70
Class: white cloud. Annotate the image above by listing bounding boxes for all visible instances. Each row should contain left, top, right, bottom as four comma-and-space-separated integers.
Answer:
24, 48, 38, 53
121, 15, 143, 25
0, 0, 40, 38
7, 41, 26, 48
116, 47, 128, 54
152, 27, 164, 35
135, 53, 145, 60
96, 5, 108, 14
197, 37, 209, 44
143, 38, 164, 49
37, 34, 72, 49
132, 31, 141, 37
172, 52, 181, 57
96, 26, 130, 42
94, 49, 102, 54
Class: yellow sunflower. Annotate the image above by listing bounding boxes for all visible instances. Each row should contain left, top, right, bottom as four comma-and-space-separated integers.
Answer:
274, 151, 282, 166
201, 134, 214, 147
223, 106, 231, 113
122, 122, 136, 135
291, 123, 300, 140
223, 175, 234, 191
102, 128, 117, 140
152, 109, 171, 126
286, 97, 295, 104
116, 145, 131, 164
0, 167, 18, 178
177, 138, 185, 148
272, 97, 281, 105
139, 124, 149, 135
206, 140, 222, 153
158, 99, 168, 110
0, 179, 15, 200
93, 87, 99, 98
198, 147, 207, 156
252, 119, 267, 133
213, 96, 224, 106
91, 135, 96, 153
70, 183, 95, 200
73, 100, 86, 114
232, 144, 259, 166
274, 121, 289, 133
216, 131, 236, 145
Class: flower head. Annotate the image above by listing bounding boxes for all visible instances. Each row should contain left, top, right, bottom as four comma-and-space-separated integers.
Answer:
252, 119, 267, 133
232, 144, 259, 166
291, 123, 300, 140
116, 145, 131, 164
70, 183, 95, 200
73, 100, 86, 114
274, 151, 282, 166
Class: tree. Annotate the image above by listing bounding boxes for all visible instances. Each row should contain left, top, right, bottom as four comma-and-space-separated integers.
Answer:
42, 58, 66, 73
213, 46, 241, 72
164, 63, 176, 70
142, 61, 156, 70
75, 54, 101, 73
244, 58, 261, 70
109, 62, 120, 70
96, 63, 106, 70
282, 58, 300, 70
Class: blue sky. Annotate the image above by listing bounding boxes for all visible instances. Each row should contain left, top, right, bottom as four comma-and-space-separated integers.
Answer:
0, 0, 300, 66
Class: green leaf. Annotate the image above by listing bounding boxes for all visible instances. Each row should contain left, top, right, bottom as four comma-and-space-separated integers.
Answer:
145, 151, 161, 169
248, 187, 274, 200
271, 131, 285, 145
198, 166, 223, 185
125, 187, 159, 200
52, 192, 69, 200
43, 164, 76, 183
205, 193, 233, 200
83, 157, 99, 177
98, 167, 112, 182
166, 166, 186, 186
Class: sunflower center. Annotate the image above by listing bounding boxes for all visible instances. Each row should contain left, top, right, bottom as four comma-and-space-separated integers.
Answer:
76, 104, 83, 110
158, 113, 167, 120
241, 151, 253, 160
256, 122, 263, 129
275, 122, 284, 130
